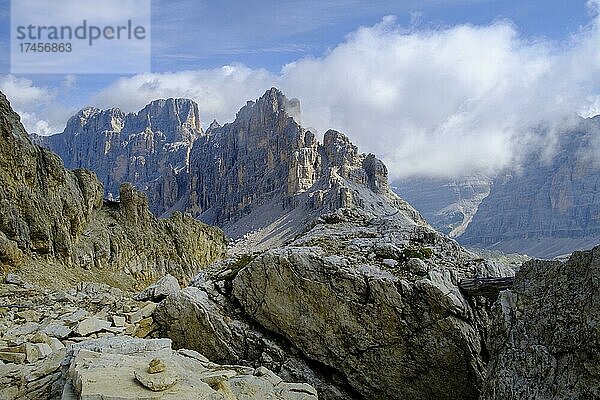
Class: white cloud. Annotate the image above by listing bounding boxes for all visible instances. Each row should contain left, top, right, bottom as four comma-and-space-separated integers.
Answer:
87, 8, 600, 178
0, 75, 53, 109
92, 65, 277, 124
0, 75, 73, 135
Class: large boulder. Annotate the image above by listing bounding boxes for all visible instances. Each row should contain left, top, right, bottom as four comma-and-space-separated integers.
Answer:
154, 275, 358, 400
482, 245, 600, 399
233, 246, 484, 400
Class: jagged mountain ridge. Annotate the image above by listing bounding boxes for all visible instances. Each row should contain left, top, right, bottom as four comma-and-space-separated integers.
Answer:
34, 98, 202, 215
185, 88, 423, 250
39, 88, 425, 250
0, 91, 225, 289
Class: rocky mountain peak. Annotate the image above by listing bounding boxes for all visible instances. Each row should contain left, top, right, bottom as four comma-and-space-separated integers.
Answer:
36, 97, 205, 215
323, 129, 359, 167
137, 97, 202, 133
64, 106, 125, 136
207, 119, 221, 132
39, 87, 423, 249
235, 87, 301, 125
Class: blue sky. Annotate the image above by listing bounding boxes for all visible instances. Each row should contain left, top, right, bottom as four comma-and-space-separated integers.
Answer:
1, 0, 599, 178
0, 1, 591, 103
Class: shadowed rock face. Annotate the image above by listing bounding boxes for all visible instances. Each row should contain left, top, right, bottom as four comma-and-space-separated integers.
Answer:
35, 98, 202, 216
0, 91, 226, 289
483, 245, 600, 399
458, 120, 600, 258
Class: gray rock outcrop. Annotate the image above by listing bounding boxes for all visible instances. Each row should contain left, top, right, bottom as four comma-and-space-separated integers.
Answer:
459, 119, 600, 258
483, 245, 600, 399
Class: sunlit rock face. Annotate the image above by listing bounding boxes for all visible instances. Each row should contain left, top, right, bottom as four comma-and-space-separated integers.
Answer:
35, 98, 202, 216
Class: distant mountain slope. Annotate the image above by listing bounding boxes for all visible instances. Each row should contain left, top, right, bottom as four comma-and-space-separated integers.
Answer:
459, 120, 600, 258
393, 175, 492, 237
394, 118, 600, 259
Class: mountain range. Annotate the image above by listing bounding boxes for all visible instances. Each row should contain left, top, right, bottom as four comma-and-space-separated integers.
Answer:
1, 88, 599, 400
394, 120, 600, 258
35, 88, 422, 252
36, 91, 600, 258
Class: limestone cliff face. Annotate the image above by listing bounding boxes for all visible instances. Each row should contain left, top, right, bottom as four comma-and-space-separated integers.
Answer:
459, 121, 600, 258
186, 88, 311, 223
35, 98, 202, 215
186, 88, 420, 251
0, 91, 225, 289
483, 245, 600, 399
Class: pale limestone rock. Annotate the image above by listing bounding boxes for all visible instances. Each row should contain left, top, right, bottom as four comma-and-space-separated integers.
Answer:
42, 323, 71, 339
134, 368, 179, 391
129, 302, 157, 324
134, 274, 181, 302
61, 337, 317, 400
24, 342, 52, 362
35, 98, 203, 216
74, 317, 111, 336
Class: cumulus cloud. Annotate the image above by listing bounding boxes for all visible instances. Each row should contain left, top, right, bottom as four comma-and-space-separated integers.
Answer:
90, 6, 600, 178
0, 75, 74, 135
92, 65, 277, 124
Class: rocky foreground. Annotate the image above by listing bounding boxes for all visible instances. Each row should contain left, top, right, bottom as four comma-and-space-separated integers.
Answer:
2, 244, 598, 399
0, 275, 317, 399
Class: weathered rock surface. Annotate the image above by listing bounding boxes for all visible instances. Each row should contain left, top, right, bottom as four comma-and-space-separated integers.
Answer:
35, 98, 202, 215
155, 260, 361, 400
230, 209, 512, 400
63, 337, 317, 400
0, 279, 317, 399
0, 91, 226, 288
0, 279, 160, 399
483, 245, 600, 399
141, 88, 518, 400
156, 207, 513, 399
133, 274, 181, 302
